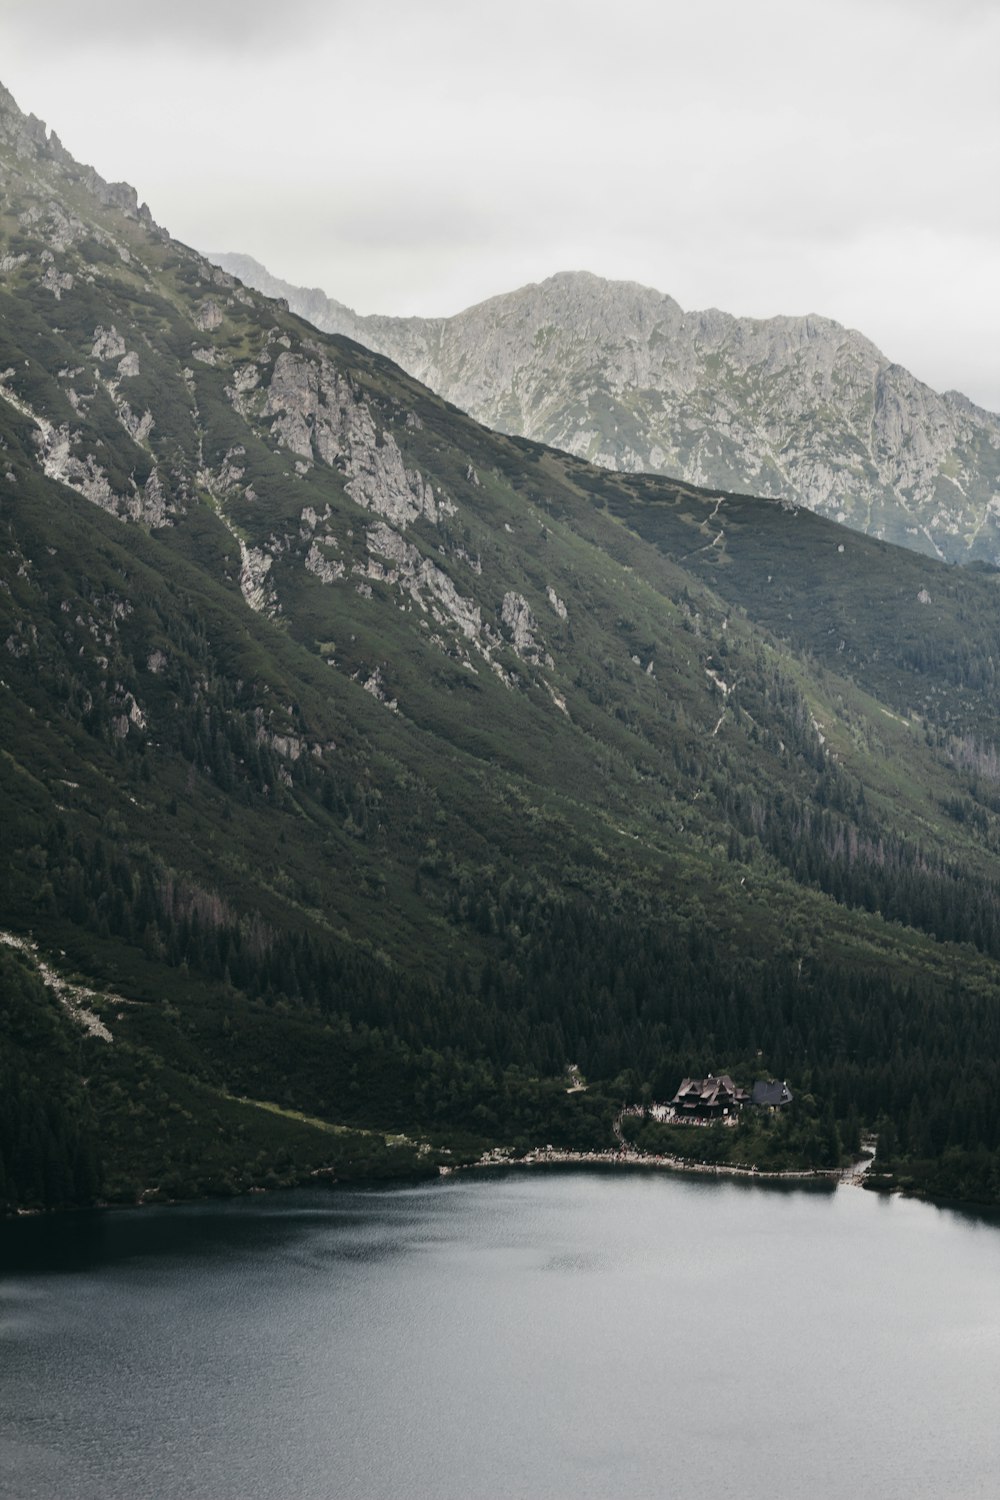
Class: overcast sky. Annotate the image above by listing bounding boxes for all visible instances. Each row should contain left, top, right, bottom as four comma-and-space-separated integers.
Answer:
5, 0, 998, 410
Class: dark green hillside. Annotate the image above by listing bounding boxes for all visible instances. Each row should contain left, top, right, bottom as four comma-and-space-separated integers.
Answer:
572, 462, 1000, 736
3, 81, 1000, 1209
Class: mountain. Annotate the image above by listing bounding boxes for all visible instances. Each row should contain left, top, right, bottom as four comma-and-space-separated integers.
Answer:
5, 80, 1000, 1212
215, 256, 1000, 565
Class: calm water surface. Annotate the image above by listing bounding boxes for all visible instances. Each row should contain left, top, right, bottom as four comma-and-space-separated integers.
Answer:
2, 1168, 1000, 1499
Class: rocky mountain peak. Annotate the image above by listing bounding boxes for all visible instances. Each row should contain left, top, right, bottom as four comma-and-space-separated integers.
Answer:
214, 256, 1000, 563
0, 80, 54, 158
0, 79, 157, 231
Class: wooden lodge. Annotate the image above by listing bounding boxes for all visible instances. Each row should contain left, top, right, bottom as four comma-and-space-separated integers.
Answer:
670, 1074, 750, 1119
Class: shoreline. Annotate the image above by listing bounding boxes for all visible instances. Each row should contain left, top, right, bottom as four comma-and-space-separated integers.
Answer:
440, 1144, 873, 1186
0, 1139, 884, 1223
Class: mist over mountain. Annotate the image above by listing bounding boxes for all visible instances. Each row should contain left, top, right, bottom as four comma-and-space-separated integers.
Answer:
216, 254, 1000, 565
5, 78, 1000, 1211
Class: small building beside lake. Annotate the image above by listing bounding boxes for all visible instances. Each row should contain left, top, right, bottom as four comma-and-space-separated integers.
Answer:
670, 1074, 750, 1119
649, 1073, 795, 1123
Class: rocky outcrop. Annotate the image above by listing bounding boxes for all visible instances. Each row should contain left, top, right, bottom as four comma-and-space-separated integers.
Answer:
304, 540, 345, 584
547, 585, 568, 621
0, 373, 169, 526
0, 82, 158, 235
259, 350, 453, 527
92, 326, 127, 361
360, 520, 486, 646
358, 666, 398, 713
501, 592, 553, 667
196, 299, 223, 332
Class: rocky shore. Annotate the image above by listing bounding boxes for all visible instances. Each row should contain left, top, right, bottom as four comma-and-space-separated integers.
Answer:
440, 1143, 875, 1186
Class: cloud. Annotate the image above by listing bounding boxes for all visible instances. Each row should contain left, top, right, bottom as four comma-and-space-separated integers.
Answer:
2, 0, 997, 408
5, 0, 340, 51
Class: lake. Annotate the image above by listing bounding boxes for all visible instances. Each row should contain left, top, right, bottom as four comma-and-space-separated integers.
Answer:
2, 1168, 1000, 1499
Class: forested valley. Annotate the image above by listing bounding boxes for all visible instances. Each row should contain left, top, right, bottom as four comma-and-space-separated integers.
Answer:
4, 78, 1000, 1214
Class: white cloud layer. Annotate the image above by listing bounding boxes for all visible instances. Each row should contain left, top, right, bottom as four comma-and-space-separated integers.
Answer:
4, 0, 998, 409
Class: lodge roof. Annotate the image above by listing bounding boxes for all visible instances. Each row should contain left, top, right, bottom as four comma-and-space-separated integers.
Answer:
671, 1074, 750, 1108
751, 1079, 794, 1108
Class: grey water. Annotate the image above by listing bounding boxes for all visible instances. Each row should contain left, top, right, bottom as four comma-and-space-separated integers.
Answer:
2, 1168, 1000, 1500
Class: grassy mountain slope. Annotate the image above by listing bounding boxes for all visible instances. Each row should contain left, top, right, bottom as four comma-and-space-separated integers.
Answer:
216, 256, 1000, 566
3, 83, 1000, 1209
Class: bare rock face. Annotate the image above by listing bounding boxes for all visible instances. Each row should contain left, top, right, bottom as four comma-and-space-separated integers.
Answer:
0, 372, 169, 527
304, 541, 345, 584
214, 257, 1000, 564
359, 666, 398, 713
41, 264, 73, 298
196, 299, 223, 332
501, 591, 553, 667
92, 326, 127, 361
360, 521, 485, 645
260, 350, 453, 527
237, 541, 275, 614
546, 585, 568, 621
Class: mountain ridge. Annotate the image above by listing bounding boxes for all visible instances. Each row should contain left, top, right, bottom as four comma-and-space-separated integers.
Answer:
214, 253, 1000, 564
